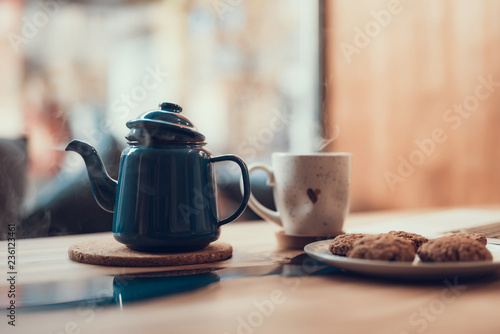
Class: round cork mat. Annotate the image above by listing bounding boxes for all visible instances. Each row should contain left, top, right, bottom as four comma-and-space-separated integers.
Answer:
68, 238, 232, 267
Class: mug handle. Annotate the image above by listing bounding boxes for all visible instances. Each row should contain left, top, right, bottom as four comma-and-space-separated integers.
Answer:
241, 163, 282, 227
210, 155, 251, 226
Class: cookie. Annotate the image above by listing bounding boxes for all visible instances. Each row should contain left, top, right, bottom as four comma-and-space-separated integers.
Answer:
329, 233, 366, 256
388, 231, 429, 251
417, 236, 492, 262
347, 234, 415, 262
446, 232, 487, 246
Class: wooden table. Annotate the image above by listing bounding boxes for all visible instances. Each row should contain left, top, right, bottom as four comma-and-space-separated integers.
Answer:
2, 208, 500, 334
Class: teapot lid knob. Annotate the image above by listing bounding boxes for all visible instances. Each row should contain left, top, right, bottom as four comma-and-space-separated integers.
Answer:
159, 102, 182, 113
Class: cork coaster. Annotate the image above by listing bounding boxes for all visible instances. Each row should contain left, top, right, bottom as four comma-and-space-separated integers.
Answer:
68, 238, 232, 267
275, 230, 345, 250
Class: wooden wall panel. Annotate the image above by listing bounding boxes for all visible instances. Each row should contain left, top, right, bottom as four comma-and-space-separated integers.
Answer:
324, 0, 500, 211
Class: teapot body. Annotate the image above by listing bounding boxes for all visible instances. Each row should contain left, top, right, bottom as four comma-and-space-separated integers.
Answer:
113, 144, 221, 251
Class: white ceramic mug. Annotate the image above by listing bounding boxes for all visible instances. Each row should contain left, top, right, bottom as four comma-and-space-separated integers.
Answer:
245, 153, 352, 236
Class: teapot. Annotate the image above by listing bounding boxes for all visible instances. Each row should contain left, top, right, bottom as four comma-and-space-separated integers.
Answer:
66, 102, 250, 252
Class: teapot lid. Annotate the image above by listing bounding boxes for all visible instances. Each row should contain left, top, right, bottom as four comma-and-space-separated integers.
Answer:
125, 102, 206, 144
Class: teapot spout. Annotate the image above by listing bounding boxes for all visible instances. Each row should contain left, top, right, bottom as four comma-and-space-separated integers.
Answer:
65, 140, 117, 213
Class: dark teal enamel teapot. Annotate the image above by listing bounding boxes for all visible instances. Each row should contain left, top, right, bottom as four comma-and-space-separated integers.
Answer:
66, 102, 250, 252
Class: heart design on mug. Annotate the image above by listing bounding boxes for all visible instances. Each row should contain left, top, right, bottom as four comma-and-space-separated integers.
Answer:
307, 188, 321, 204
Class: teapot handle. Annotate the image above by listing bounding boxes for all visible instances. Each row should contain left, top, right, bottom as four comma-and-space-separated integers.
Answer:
210, 155, 251, 226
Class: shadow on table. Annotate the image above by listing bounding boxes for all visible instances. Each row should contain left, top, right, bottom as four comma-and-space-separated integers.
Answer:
21, 255, 336, 311
318, 265, 500, 287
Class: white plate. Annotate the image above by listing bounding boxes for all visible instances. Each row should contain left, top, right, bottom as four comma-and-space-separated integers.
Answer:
304, 240, 500, 279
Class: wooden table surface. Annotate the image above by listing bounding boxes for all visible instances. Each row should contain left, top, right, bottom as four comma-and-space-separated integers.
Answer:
2, 208, 500, 334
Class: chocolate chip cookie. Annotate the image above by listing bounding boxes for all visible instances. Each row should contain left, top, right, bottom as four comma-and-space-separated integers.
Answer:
417, 235, 492, 262
387, 231, 429, 251
329, 233, 366, 256
346, 234, 415, 262
446, 232, 487, 246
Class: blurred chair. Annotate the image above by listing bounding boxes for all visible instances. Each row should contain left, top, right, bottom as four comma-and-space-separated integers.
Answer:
216, 168, 275, 221
0, 138, 27, 240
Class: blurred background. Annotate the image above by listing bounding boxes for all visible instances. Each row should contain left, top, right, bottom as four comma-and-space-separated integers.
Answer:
0, 0, 499, 238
